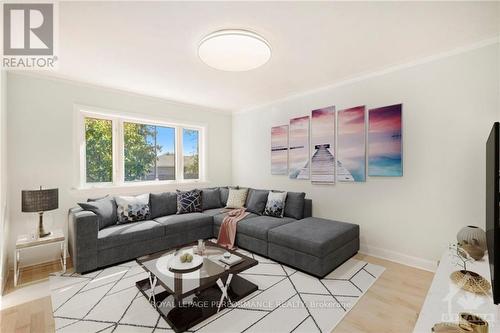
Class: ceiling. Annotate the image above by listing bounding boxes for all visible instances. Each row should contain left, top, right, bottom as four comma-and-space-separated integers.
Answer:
49, 1, 499, 112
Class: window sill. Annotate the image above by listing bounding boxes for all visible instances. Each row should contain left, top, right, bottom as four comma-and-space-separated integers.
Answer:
71, 180, 211, 196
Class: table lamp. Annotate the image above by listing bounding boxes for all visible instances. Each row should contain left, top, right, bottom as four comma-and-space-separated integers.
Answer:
21, 187, 58, 238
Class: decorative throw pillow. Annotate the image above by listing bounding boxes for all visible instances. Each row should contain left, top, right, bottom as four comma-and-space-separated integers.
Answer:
245, 189, 269, 215
202, 188, 222, 210
176, 189, 202, 214
78, 197, 117, 230
263, 191, 288, 218
225, 188, 248, 209
115, 194, 151, 223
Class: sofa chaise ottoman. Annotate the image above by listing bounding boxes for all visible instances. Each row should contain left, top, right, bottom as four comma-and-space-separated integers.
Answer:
268, 217, 360, 278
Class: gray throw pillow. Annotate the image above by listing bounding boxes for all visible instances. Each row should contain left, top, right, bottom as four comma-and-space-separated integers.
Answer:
284, 192, 306, 220
78, 197, 117, 230
245, 189, 269, 215
115, 194, 151, 223
219, 187, 229, 206
202, 188, 222, 210
150, 192, 177, 219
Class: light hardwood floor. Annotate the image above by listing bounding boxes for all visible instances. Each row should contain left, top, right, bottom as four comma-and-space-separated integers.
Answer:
0, 254, 434, 333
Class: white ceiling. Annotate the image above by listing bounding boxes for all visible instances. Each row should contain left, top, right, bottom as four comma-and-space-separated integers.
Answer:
50, 1, 499, 112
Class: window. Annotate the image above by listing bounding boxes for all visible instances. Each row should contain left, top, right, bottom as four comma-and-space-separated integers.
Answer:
78, 107, 204, 187
85, 117, 113, 183
183, 129, 199, 180
124, 122, 176, 182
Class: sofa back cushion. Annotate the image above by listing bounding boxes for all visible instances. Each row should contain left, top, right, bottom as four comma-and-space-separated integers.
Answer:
176, 189, 202, 214
78, 197, 117, 230
115, 194, 151, 223
219, 187, 229, 206
245, 188, 269, 215
150, 192, 177, 219
284, 191, 306, 220
202, 188, 222, 210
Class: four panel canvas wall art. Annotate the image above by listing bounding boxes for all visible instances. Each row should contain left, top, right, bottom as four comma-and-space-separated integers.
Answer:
288, 116, 310, 179
368, 104, 403, 177
311, 107, 335, 184
271, 103, 403, 182
337, 106, 366, 182
271, 125, 289, 175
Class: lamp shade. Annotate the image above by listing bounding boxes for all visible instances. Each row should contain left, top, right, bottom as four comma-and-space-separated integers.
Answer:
22, 188, 58, 212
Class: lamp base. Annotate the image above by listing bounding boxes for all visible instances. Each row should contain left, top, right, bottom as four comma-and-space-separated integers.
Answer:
38, 212, 51, 238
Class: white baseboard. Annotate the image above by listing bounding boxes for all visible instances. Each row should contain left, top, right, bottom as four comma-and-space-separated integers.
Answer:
359, 244, 437, 272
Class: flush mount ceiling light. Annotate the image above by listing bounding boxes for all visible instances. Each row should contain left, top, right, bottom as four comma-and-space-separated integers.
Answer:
198, 29, 271, 71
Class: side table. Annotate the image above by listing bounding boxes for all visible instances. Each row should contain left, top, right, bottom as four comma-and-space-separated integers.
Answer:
14, 229, 66, 286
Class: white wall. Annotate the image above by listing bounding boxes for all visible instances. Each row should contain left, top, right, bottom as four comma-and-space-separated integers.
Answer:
6, 73, 232, 267
0, 69, 9, 293
233, 43, 500, 271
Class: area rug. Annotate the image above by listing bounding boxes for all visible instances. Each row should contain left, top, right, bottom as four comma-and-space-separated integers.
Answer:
50, 249, 384, 333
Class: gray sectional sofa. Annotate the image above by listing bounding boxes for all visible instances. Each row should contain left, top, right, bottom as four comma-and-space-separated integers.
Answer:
69, 187, 359, 277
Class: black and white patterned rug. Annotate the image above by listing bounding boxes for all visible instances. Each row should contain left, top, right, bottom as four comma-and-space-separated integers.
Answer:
50, 248, 384, 333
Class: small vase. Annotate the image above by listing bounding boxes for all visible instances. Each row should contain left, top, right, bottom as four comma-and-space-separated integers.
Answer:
460, 241, 485, 260
459, 313, 488, 333
457, 226, 487, 251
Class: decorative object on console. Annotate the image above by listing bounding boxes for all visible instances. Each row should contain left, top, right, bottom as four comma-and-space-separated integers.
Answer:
176, 189, 202, 214
225, 188, 248, 208
460, 313, 489, 333
449, 243, 491, 294
288, 116, 310, 180
22, 187, 58, 238
337, 106, 366, 182
271, 125, 289, 175
368, 103, 403, 177
432, 322, 473, 333
311, 106, 335, 184
460, 240, 485, 261
264, 191, 287, 218
457, 226, 487, 251
115, 193, 151, 223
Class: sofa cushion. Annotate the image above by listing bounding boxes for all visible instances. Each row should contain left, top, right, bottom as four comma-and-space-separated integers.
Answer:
155, 213, 212, 234
202, 188, 222, 210
201, 208, 226, 217
245, 189, 269, 215
268, 217, 359, 258
220, 187, 229, 206
150, 192, 177, 219
226, 188, 248, 209
284, 192, 306, 220
97, 220, 164, 250
78, 197, 117, 230
236, 216, 296, 241
176, 189, 202, 214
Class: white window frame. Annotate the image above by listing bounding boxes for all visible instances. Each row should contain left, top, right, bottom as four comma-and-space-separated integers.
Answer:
74, 105, 206, 189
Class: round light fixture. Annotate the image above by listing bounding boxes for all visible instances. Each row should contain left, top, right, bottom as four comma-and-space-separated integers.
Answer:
198, 29, 271, 72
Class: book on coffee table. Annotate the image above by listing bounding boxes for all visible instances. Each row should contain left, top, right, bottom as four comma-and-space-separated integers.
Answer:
219, 254, 244, 266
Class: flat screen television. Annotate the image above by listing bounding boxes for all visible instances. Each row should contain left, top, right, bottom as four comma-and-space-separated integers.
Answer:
486, 122, 500, 304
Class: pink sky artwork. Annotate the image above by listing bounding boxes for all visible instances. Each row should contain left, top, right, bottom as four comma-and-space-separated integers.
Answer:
271, 125, 288, 175
337, 106, 366, 181
311, 107, 335, 183
289, 116, 310, 179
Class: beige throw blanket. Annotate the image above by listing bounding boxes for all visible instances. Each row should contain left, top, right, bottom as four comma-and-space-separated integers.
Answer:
217, 208, 249, 250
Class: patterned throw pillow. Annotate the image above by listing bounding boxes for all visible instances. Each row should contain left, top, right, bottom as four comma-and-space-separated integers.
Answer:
176, 189, 202, 214
225, 188, 248, 209
263, 191, 288, 218
115, 194, 150, 223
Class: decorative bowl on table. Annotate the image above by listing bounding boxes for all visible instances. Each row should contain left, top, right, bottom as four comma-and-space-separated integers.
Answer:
168, 252, 204, 272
